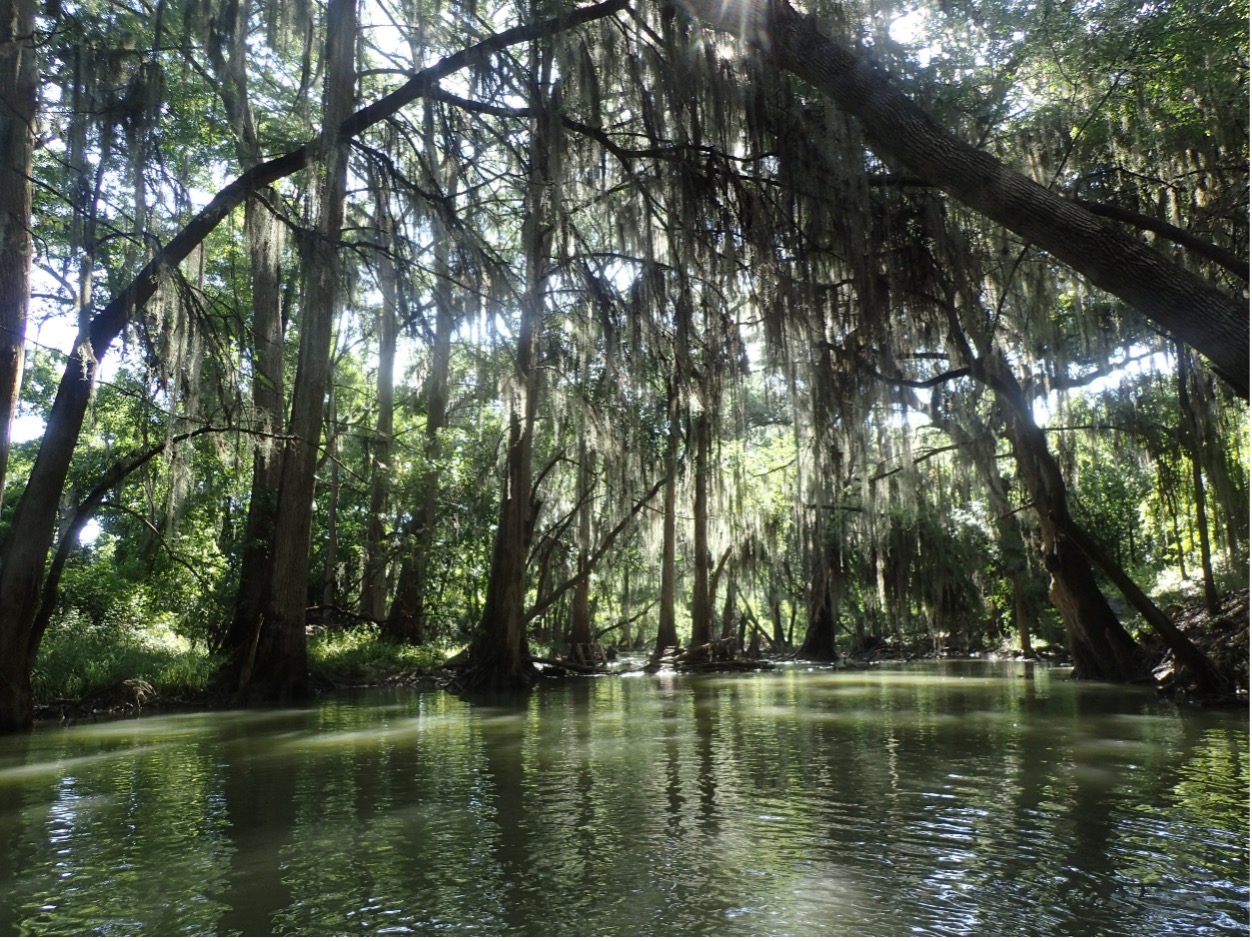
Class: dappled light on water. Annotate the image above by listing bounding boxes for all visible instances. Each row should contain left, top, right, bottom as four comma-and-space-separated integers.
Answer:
0, 661, 1246, 935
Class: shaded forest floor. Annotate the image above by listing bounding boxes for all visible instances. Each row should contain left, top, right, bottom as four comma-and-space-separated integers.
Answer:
1145, 587, 1248, 702
32, 588, 1249, 726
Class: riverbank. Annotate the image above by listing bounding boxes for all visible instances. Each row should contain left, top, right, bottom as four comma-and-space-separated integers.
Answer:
30, 588, 1249, 725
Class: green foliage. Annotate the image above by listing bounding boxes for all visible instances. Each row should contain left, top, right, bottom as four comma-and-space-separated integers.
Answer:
307, 628, 448, 684
6, 0, 1246, 705
31, 609, 221, 703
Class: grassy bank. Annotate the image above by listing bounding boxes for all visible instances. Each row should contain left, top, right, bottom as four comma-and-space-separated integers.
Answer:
33, 613, 448, 710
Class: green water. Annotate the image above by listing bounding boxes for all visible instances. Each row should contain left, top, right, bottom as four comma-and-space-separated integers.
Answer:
0, 660, 1246, 936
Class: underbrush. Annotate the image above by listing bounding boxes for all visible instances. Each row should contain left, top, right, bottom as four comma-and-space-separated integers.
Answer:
307, 627, 449, 685
32, 609, 221, 703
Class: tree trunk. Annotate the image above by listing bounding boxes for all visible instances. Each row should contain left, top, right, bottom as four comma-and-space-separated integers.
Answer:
928, 406, 1039, 656
688, 0, 1248, 395
568, 437, 595, 660
1055, 518, 1229, 695
0, 0, 36, 516
1012, 575, 1035, 659
654, 378, 681, 656
384, 101, 457, 645
1176, 342, 1220, 615
689, 407, 713, 650
207, 0, 288, 667
320, 379, 341, 621
979, 354, 1146, 682
797, 529, 839, 661
362, 196, 397, 623
220, 190, 285, 661
244, 0, 356, 704
722, 568, 739, 650
768, 577, 785, 653
459, 43, 558, 691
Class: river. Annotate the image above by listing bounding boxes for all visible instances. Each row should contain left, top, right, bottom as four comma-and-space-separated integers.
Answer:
0, 660, 1246, 935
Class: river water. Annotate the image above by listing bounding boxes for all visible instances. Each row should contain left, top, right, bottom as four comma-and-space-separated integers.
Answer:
0, 660, 1246, 936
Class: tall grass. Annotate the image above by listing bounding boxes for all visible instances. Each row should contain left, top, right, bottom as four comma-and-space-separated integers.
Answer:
32, 609, 221, 703
307, 627, 448, 684
31, 611, 447, 704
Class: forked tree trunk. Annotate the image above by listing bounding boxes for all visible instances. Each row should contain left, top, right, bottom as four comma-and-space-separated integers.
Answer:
1055, 518, 1229, 694
242, 0, 356, 704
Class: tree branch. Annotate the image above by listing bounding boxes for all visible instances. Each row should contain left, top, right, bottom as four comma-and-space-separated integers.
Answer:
1075, 199, 1248, 282
526, 477, 665, 624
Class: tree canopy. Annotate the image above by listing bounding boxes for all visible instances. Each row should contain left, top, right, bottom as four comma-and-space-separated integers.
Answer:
0, 0, 1245, 728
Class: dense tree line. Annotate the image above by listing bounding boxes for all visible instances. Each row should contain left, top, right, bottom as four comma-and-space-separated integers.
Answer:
0, 0, 1245, 729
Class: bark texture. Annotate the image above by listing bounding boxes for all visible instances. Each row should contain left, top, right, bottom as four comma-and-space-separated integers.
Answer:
0, 0, 35, 517
245, 0, 356, 704
653, 381, 681, 655
978, 354, 1146, 682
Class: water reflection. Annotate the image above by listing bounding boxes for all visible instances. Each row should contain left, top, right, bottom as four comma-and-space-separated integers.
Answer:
0, 663, 1245, 935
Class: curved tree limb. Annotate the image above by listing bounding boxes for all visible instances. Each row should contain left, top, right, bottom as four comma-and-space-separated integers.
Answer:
0, 0, 633, 694
679, 0, 1249, 397
30, 425, 291, 644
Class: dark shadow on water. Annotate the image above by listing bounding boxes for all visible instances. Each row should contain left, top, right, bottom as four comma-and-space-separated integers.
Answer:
453, 686, 537, 711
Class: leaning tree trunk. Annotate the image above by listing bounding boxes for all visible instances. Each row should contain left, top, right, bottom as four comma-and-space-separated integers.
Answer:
242, 0, 356, 704
686, 0, 1249, 396
1054, 518, 1229, 695
0, 0, 36, 517
979, 354, 1146, 682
